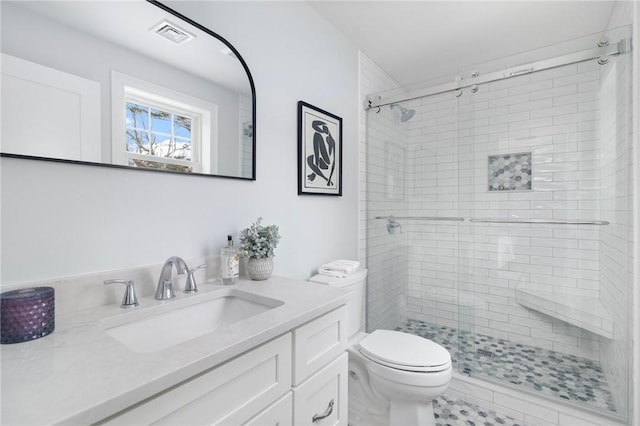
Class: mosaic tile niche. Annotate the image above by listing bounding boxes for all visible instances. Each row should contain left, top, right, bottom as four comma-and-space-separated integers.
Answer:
488, 152, 532, 191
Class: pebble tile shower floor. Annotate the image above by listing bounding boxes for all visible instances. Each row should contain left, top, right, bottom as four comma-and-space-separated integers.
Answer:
397, 319, 617, 415
434, 395, 524, 426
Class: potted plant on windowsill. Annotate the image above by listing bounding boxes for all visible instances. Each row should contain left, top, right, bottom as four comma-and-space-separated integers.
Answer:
239, 217, 281, 280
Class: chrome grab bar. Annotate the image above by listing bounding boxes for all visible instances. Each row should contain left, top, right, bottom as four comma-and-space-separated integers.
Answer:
374, 216, 609, 226
469, 218, 609, 225
375, 215, 465, 221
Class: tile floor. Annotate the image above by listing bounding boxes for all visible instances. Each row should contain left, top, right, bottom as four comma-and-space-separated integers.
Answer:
397, 319, 617, 415
434, 395, 524, 426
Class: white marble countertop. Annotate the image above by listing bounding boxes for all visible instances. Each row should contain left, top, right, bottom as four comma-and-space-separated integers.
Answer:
1, 276, 349, 425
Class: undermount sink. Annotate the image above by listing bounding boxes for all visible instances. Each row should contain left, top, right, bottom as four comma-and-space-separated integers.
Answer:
102, 289, 283, 353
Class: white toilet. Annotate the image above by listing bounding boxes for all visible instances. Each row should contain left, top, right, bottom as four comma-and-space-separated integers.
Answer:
309, 268, 452, 426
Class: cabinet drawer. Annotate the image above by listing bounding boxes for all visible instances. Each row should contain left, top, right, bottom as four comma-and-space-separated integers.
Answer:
293, 305, 347, 385
244, 392, 293, 426
293, 352, 348, 426
99, 333, 292, 426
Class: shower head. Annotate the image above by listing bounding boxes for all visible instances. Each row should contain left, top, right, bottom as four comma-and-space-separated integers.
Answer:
390, 103, 416, 122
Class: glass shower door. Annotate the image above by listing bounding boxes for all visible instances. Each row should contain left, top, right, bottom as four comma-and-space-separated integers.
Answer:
461, 27, 632, 420
365, 99, 411, 333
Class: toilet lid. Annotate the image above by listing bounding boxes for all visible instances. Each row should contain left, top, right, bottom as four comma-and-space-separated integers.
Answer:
358, 330, 451, 372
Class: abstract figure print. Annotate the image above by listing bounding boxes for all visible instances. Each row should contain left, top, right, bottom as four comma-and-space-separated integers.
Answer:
307, 120, 336, 187
298, 101, 342, 196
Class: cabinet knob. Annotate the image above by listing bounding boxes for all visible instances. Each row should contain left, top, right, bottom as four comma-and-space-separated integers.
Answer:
312, 399, 334, 423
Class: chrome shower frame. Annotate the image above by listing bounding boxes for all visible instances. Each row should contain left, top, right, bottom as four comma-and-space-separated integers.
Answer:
365, 39, 627, 110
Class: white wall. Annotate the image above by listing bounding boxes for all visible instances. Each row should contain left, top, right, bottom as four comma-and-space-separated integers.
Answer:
0, 1, 360, 286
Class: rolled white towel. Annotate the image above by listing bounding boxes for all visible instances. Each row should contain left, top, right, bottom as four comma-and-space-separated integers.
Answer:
318, 259, 361, 278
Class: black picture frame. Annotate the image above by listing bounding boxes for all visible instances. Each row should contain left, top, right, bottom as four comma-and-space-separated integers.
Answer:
297, 101, 342, 196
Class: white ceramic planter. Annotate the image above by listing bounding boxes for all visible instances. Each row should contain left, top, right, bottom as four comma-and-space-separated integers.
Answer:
247, 257, 273, 281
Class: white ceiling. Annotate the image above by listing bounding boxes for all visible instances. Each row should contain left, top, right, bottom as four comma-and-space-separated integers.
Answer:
12, 1, 251, 94
308, 1, 616, 87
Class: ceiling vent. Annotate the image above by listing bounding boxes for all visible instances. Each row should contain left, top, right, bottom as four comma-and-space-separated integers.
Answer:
152, 20, 195, 44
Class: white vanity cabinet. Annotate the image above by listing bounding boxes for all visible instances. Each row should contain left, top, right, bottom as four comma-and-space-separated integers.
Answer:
292, 353, 348, 426
291, 305, 349, 425
98, 334, 292, 425
98, 305, 348, 426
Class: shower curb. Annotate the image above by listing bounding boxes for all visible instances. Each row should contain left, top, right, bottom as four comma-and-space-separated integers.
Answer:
447, 372, 627, 426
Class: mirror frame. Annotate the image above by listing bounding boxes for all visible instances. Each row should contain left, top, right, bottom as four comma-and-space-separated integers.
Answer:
0, 0, 257, 181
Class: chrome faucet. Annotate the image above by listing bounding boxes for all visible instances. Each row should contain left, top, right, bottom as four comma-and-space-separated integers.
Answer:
104, 279, 139, 308
155, 256, 189, 300
386, 216, 403, 235
184, 264, 207, 294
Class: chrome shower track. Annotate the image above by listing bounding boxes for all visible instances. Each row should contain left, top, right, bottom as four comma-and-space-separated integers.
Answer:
365, 39, 628, 109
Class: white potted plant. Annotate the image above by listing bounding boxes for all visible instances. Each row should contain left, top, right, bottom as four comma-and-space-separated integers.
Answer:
239, 217, 281, 280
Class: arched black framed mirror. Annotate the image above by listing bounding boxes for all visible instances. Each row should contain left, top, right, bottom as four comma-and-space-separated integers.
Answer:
0, 0, 256, 180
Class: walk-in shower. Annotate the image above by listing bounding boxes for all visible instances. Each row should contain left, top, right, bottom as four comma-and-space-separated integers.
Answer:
364, 25, 633, 422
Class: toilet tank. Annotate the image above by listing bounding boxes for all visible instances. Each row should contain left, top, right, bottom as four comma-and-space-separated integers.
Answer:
308, 269, 367, 337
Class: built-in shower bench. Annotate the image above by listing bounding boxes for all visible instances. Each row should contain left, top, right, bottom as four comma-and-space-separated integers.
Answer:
515, 287, 613, 339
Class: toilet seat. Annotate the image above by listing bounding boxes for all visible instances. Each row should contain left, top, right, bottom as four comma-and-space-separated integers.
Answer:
358, 330, 451, 373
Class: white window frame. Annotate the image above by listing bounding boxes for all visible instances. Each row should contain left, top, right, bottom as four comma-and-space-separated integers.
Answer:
111, 71, 217, 174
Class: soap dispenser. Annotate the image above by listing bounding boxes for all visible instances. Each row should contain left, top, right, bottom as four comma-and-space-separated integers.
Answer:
221, 235, 239, 285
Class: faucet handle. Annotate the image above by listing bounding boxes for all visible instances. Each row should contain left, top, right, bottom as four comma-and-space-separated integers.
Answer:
184, 264, 207, 294
104, 279, 139, 309
386, 217, 403, 235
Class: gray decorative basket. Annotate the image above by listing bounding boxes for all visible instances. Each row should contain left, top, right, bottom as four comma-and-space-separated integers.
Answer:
1, 287, 55, 344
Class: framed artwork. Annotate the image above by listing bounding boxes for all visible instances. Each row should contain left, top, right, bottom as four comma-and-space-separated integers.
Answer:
298, 101, 342, 196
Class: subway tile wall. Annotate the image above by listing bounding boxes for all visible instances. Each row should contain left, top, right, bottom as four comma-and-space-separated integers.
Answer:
448, 374, 627, 426
359, 52, 408, 332
403, 59, 612, 360
598, 10, 634, 417
359, 52, 625, 357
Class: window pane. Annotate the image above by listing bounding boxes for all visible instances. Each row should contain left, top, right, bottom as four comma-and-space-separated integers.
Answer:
124, 98, 196, 167
151, 108, 171, 134
126, 131, 143, 153
174, 115, 192, 139
126, 102, 149, 130
175, 137, 192, 160
148, 132, 160, 154
127, 129, 152, 153
150, 132, 170, 158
